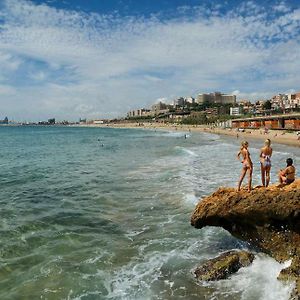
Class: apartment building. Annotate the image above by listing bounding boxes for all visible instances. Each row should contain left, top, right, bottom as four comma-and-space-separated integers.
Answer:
271, 92, 300, 110
196, 92, 236, 105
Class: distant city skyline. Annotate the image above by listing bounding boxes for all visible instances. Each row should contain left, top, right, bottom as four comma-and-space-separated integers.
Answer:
0, 0, 300, 121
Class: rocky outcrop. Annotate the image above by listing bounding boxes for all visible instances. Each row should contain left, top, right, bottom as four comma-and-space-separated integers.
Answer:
194, 250, 254, 281
278, 256, 300, 299
191, 180, 300, 297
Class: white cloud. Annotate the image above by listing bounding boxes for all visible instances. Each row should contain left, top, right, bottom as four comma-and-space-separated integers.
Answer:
273, 2, 291, 13
232, 90, 241, 96
0, 0, 299, 120
0, 52, 21, 71
29, 71, 47, 81
0, 84, 16, 95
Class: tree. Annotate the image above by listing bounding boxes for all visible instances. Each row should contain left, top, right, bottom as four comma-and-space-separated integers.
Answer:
181, 114, 208, 125
263, 100, 272, 110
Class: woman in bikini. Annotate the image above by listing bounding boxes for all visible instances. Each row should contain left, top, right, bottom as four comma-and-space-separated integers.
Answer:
237, 141, 253, 192
260, 139, 272, 187
278, 158, 296, 185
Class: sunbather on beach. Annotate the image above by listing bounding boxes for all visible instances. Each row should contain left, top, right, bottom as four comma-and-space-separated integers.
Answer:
237, 141, 253, 192
260, 139, 272, 187
278, 158, 296, 185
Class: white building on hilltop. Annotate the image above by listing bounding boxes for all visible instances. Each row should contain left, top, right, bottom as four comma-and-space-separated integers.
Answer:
230, 107, 243, 116
196, 92, 236, 105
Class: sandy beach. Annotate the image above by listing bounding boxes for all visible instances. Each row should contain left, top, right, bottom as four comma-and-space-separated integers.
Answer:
83, 122, 300, 148
202, 127, 300, 148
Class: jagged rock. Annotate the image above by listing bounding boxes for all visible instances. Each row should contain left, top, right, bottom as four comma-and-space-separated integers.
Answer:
194, 250, 254, 281
278, 256, 300, 281
191, 180, 300, 298
290, 278, 300, 300
278, 257, 300, 300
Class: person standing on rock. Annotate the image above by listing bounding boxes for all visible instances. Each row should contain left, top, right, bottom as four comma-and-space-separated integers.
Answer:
237, 141, 253, 192
260, 139, 273, 187
278, 158, 296, 185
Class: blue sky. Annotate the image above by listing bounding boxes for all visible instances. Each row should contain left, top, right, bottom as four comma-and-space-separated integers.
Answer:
35, 0, 300, 17
0, 0, 300, 121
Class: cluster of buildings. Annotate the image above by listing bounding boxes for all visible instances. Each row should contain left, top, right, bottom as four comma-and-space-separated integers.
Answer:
36, 118, 56, 125
230, 100, 265, 116
270, 92, 300, 110
0, 117, 9, 124
127, 92, 237, 119
227, 92, 300, 130
231, 92, 300, 116
2, 90, 299, 128
126, 89, 300, 128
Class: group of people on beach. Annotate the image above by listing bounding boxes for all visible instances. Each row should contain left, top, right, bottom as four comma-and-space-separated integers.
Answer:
237, 139, 296, 191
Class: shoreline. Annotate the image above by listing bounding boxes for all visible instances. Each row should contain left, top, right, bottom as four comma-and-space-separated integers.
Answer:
3, 123, 300, 147
78, 122, 300, 148
204, 127, 300, 148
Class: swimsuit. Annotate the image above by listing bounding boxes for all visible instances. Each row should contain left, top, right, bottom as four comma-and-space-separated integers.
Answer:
285, 178, 295, 184
242, 158, 252, 169
241, 150, 251, 169
261, 153, 271, 167
284, 168, 295, 184
242, 160, 250, 168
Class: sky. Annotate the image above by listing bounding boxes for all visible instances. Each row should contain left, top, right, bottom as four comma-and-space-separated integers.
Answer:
0, 0, 300, 121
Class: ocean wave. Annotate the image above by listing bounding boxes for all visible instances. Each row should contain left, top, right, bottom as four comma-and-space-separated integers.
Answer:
174, 146, 198, 157
210, 254, 294, 300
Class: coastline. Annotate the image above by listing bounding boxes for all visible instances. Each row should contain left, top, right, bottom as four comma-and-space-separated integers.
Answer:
78, 122, 300, 148
4, 122, 299, 147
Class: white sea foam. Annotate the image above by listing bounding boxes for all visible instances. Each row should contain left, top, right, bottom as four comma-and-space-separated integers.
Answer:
175, 146, 198, 157
210, 254, 294, 300
183, 193, 199, 206
160, 131, 188, 138
105, 251, 169, 299
125, 225, 151, 241
199, 131, 221, 140
273, 150, 293, 156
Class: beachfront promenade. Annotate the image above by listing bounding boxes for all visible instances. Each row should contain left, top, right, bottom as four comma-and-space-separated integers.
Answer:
232, 113, 300, 130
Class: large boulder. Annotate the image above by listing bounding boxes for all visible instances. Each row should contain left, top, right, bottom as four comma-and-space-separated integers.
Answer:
194, 250, 254, 281
191, 180, 300, 297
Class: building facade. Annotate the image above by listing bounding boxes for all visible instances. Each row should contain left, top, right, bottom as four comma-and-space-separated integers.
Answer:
196, 92, 236, 105
270, 92, 300, 110
230, 107, 243, 116
151, 102, 167, 115
185, 96, 195, 104
127, 108, 151, 118
173, 97, 185, 107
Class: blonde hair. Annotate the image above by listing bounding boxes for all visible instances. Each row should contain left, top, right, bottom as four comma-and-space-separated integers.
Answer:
265, 139, 271, 146
240, 140, 248, 150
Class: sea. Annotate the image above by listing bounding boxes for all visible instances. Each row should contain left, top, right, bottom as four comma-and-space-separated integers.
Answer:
0, 126, 299, 300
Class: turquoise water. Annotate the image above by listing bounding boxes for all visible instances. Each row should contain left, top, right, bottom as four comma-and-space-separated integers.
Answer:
0, 126, 298, 300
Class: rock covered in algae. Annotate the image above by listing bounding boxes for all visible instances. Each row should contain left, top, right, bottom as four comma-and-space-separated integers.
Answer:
194, 250, 254, 281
